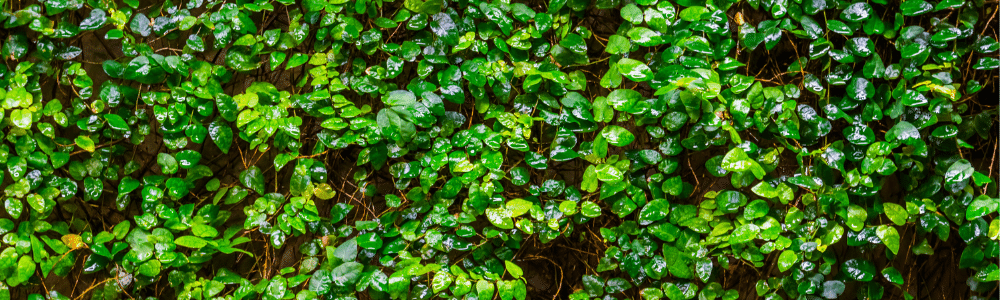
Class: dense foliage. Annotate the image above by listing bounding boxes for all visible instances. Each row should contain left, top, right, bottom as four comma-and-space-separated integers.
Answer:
0, 0, 997, 298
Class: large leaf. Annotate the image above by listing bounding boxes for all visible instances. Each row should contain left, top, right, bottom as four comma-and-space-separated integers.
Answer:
601, 125, 635, 147
209, 119, 233, 154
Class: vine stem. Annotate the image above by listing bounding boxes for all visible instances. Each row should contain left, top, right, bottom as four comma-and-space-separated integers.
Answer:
70, 138, 127, 156
72, 278, 116, 300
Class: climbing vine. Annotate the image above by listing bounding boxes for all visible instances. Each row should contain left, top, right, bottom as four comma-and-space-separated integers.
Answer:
0, 0, 996, 298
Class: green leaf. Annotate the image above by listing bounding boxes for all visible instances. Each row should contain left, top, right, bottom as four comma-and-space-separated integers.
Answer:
679, 6, 708, 22
777, 250, 798, 272
330, 262, 363, 287
27, 193, 53, 215
847, 204, 867, 231
225, 46, 262, 72
945, 159, 973, 185
239, 166, 265, 195
384, 90, 416, 106
124, 56, 166, 84
875, 225, 900, 254
15, 255, 35, 285
80, 9, 107, 31
638, 199, 670, 225
104, 114, 128, 131
601, 125, 636, 147
476, 279, 495, 300
826, 20, 853, 35
901, 0, 932, 16
847, 78, 874, 100
130, 13, 152, 36
967, 196, 999, 220
960, 246, 984, 268
505, 261, 523, 278
403, 0, 443, 14
432, 272, 453, 293
357, 232, 383, 249
628, 27, 663, 47
843, 124, 875, 145
729, 224, 759, 244
886, 121, 920, 145
286, 53, 308, 69
744, 199, 769, 220
333, 238, 358, 262
209, 119, 233, 154
506, 199, 533, 217
84, 177, 104, 201
606, 35, 631, 54
841, 259, 876, 281
717, 190, 748, 213
881, 267, 904, 284
595, 164, 623, 182
607, 89, 642, 112
821, 281, 845, 299
175, 236, 209, 248
176, 150, 202, 169
581, 202, 601, 218
721, 148, 765, 179
582, 165, 599, 192
192, 224, 218, 238
10, 110, 31, 129
559, 201, 578, 215
611, 197, 637, 218
269, 52, 287, 71
617, 58, 653, 82
641, 288, 664, 300
486, 207, 514, 229
883, 203, 909, 225
76, 136, 96, 152
841, 2, 873, 22
620, 4, 643, 24
157, 153, 178, 175
975, 57, 1000, 70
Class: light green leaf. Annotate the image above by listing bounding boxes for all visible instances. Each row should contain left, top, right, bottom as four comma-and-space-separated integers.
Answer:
601, 125, 635, 147
505, 261, 523, 278
876, 225, 900, 254
883, 203, 909, 225
175, 236, 209, 248
778, 250, 798, 272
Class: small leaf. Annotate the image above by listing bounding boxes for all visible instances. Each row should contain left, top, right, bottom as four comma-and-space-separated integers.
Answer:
432, 272, 453, 293
945, 159, 973, 185
505, 261, 523, 278
638, 199, 670, 225
595, 164, 623, 182
357, 232, 383, 249
778, 250, 798, 272
76, 136, 96, 152
841, 2, 873, 22
617, 58, 653, 82
175, 236, 209, 248
104, 114, 129, 131
881, 267, 904, 285
239, 166, 265, 195
841, 259, 876, 281
876, 225, 900, 254
883, 203, 909, 225
157, 153, 178, 175
601, 125, 636, 147
901, 0, 932, 15
209, 119, 233, 154
967, 196, 999, 220
821, 281, 845, 299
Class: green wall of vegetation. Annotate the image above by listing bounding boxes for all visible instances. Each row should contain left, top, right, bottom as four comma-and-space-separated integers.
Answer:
0, 0, 997, 298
